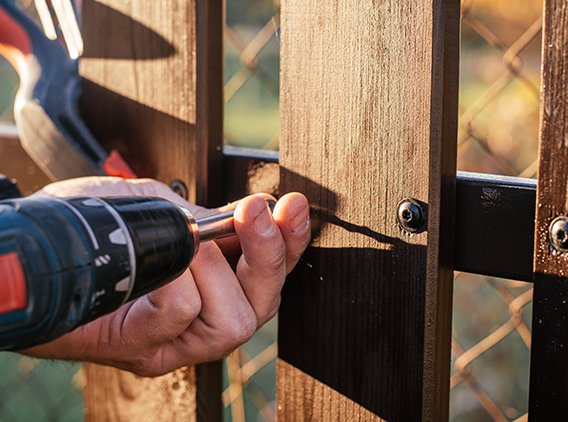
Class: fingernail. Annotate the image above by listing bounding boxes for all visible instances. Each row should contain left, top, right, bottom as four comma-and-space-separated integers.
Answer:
289, 205, 310, 233
254, 205, 273, 233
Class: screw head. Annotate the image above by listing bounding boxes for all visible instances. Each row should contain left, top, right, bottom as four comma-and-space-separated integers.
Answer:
170, 179, 188, 200
550, 216, 568, 253
396, 198, 424, 233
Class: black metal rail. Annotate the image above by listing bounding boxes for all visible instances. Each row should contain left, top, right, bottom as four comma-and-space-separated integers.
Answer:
223, 147, 536, 282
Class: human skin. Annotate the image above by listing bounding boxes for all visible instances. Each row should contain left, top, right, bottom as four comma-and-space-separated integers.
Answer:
18, 177, 311, 377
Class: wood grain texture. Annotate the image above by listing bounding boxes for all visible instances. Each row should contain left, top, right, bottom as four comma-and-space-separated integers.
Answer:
79, 1, 223, 420
79, 0, 196, 197
278, 1, 459, 421
83, 365, 196, 421
277, 359, 385, 422
528, 1, 568, 419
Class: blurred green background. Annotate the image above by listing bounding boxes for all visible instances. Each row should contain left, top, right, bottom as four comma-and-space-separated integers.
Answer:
0, 0, 543, 421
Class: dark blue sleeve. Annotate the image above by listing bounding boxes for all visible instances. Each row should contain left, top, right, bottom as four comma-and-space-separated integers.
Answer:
0, 175, 23, 200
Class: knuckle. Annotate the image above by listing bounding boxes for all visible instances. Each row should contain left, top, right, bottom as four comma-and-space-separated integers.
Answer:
221, 310, 258, 352
171, 294, 202, 326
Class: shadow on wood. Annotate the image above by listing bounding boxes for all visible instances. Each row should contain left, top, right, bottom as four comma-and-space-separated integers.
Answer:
81, 1, 176, 60
278, 169, 427, 421
80, 79, 195, 189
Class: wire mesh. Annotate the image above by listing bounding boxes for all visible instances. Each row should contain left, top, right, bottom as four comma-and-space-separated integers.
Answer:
451, 0, 541, 420
0, 353, 84, 422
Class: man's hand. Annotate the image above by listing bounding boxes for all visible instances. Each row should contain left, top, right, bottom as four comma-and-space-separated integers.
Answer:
19, 177, 311, 377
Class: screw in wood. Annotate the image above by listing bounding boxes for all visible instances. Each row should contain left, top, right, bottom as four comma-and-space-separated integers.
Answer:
396, 198, 424, 233
169, 179, 189, 200
549, 216, 568, 253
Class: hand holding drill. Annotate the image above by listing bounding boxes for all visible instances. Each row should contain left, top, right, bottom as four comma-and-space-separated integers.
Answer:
9, 177, 310, 376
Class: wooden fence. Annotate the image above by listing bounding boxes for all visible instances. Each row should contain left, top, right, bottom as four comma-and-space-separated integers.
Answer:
3, 0, 567, 421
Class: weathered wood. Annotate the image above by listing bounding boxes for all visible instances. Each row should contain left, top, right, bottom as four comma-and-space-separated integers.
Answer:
528, 1, 568, 420
79, 0, 196, 195
83, 365, 196, 421
278, 1, 459, 421
79, 1, 222, 420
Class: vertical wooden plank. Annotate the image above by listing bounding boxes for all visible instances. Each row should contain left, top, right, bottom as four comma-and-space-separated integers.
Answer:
423, 1, 460, 418
528, 1, 568, 420
194, 2, 224, 417
195, 0, 224, 208
277, 1, 459, 421
79, 0, 196, 197
78, 0, 223, 420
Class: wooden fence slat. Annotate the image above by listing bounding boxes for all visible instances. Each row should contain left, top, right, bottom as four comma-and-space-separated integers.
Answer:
80, 0, 196, 192
195, 0, 224, 207
79, 1, 222, 420
528, 0, 568, 419
278, 1, 459, 421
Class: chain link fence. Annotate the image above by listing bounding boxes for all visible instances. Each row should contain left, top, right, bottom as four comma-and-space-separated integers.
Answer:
0, 353, 84, 421
451, 0, 541, 420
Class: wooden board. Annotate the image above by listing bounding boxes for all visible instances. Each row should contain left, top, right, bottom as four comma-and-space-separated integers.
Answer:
80, 0, 197, 197
80, 1, 223, 420
277, 359, 384, 422
83, 365, 196, 421
528, 1, 568, 420
278, 1, 460, 421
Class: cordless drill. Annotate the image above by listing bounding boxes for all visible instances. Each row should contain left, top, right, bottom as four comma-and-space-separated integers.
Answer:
0, 195, 272, 351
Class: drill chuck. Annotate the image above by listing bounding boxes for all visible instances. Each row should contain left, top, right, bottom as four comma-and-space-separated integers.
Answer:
0, 196, 200, 351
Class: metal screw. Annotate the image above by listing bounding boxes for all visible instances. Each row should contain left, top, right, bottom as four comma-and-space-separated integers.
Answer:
170, 179, 188, 200
550, 216, 568, 253
396, 198, 424, 233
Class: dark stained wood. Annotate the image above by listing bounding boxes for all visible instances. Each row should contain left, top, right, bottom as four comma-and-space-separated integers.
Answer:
528, 1, 568, 420
195, 0, 224, 208
195, 361, 223, 422
277, 1, 459, 421
422, 2, 460, 418
194, 1, 224, 419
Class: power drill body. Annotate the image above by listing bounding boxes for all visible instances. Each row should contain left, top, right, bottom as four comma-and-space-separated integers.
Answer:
0, 196, 194, 351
